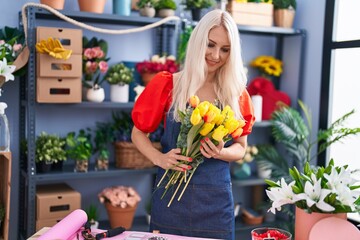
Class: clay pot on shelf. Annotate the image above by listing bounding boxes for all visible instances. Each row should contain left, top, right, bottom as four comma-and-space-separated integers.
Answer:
274, 9, 295, 28
105, 202, 137, 229
40, 0, 65, 10
78, 0, 107, 13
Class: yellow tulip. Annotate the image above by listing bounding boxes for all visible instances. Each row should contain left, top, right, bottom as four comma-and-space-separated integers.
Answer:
212, 125, 229, 142
231, 126, 244, 139
200, 122, 215, 136
238, 119, 246, 128
215, 113, 226, 125
189, 95, 200, 108
224, 117, 240, 134
222, 105, 234, 119
197, 101, 210, 116
203, 108, 217, 123
190, 108, 202, 125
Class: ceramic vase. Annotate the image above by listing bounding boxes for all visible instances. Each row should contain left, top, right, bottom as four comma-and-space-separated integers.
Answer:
78, 0, 107, 13
86, 87, 105, 103
110, 84, 129, 102
40, 0, 65, 10
139, 6, 156, 17
294, 207, 347, 240
113, 0, 131, 16
158, 9, 175, 18
105, 202, 137, 229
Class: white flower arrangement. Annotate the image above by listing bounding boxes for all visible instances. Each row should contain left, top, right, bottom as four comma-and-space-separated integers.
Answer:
266, 159, 360, 214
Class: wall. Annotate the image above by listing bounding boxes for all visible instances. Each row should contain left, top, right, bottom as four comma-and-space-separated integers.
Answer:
0, 0, 327, 238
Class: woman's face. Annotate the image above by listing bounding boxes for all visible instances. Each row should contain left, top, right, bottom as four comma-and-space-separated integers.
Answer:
205, 26, 231, 73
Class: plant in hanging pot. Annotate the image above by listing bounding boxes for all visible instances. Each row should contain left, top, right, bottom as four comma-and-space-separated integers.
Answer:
98, 185, 141, 229
35, 132, 67, 173
82, 37, 109, 102
155, 0, 177, 18
65, 129, 93, 172
272, 0, 297, 28
135, 54, 178, 86
94, 122, 113, 170
105, 62, 134, 103
137, 0, 157, 17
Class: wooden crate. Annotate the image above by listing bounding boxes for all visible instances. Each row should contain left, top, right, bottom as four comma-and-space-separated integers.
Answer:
0, 152, 11, 240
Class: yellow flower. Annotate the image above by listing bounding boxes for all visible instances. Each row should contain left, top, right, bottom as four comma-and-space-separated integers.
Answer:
224, 117, 240, 134
222, 105, 234, 119
197, 101, 211, 116
250, 55, 283, 78
190, 108, 202, 125
189, 95, 200, 108
200, 122, 215, 136
203, 107, 218, 123
212, 125, 229, 142
231, 126, 244, 139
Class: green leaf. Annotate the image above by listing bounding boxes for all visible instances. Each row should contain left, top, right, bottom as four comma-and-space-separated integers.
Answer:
186, 120, 204, 156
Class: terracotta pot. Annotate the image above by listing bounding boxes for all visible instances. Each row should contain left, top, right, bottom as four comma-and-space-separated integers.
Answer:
158, 9, 175, 18
40, 0, 65, 10
105, 202, 137, 229
274, 9, 295, 28
295, 207, 347, 240
141, 72, 157, 86
78, 0, 107, 13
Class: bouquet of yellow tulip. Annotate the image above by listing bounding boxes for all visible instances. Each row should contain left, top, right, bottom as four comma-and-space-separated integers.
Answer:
157, 96, 245, 207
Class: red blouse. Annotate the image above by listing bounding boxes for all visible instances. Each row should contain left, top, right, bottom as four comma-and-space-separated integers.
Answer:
132, 71, 255, 137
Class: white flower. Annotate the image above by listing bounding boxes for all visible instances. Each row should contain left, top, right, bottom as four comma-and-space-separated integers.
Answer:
0, 58, 16, 82
324, 166, 355, 194
166, 55, 176, 61
297, 174, 335, 212
151, 54, 160, 62
266, 178, 300, 214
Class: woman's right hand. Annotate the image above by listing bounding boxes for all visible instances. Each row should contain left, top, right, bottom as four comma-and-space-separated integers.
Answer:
155, 148, 193, 171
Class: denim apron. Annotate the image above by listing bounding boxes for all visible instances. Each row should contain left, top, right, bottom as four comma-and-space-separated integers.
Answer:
150, 111, 235, 240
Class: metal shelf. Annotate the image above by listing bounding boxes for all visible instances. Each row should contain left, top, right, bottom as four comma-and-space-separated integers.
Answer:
33, 166, 157, 183
37, 101, 135, 109
253, 121, 271, 128
232, 175, 267, 187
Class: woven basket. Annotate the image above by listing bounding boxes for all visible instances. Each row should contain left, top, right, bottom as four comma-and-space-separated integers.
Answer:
114, 141, 161, 169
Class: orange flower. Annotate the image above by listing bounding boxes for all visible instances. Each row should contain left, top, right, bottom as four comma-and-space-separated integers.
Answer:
189, 95, 200, 108
231, 126, 244, 139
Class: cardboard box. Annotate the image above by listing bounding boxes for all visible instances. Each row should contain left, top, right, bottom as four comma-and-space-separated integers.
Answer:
37, 27, 83, 54
36, 183, 81, 220
227, 2, 273, 27
36, 218, 62, 231
37, 54, 82, 78
37, 77, 82, 103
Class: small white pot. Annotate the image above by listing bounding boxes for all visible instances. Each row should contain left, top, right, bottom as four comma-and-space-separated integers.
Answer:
257, 164, 272, 179
110, 84, 129, 103
86, 87, 105, 103
91, 220, 99, 230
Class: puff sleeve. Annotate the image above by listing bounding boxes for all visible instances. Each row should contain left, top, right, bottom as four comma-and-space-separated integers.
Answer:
132, 71, 173, 133
239, 89, 256, 136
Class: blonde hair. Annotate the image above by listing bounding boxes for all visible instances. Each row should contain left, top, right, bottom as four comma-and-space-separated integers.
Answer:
171, 9, 247, 120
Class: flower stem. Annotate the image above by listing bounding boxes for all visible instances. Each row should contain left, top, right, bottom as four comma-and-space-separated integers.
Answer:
157, 169, 169, 187
178, 166, 198, 202
167, 175, 185, 207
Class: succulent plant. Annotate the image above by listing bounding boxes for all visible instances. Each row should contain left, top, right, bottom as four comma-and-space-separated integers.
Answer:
105, 63, 134, 85
35, 132, 67, 163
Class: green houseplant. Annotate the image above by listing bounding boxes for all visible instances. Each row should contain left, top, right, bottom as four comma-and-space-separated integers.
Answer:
105, 62, 134, 103
155, 0, 177, 17
66, 129, 93, 172
84, 204, 99, 228
35, 132, 67, 173
183, 0, 215, 21
272, 0, 297, 28
137, 0, 157, 17
94, 122, 113, 170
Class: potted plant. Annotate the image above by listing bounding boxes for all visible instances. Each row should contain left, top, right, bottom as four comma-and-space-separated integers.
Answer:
98, 185, 141, 229
94, 122, 113, 170
231, 145, 258, 179
272, 0, 297, 28
105, 62, 134, 103
84, 204, 99, 229
35, 132, 67, 173
155, 0, 177, 18
137, 0, 157, 17
135, 54, 178, 86
82, 36, 109, 102
66, 129, 93, 172
183, 0, 215, 21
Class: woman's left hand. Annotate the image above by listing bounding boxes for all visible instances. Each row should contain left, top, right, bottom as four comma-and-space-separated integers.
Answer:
200, 137, 224, 159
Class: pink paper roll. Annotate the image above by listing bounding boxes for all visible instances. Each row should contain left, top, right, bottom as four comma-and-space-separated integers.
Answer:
38, 209, 88, 240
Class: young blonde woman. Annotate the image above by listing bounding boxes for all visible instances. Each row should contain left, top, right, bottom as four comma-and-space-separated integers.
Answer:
132, 9, 255, 239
